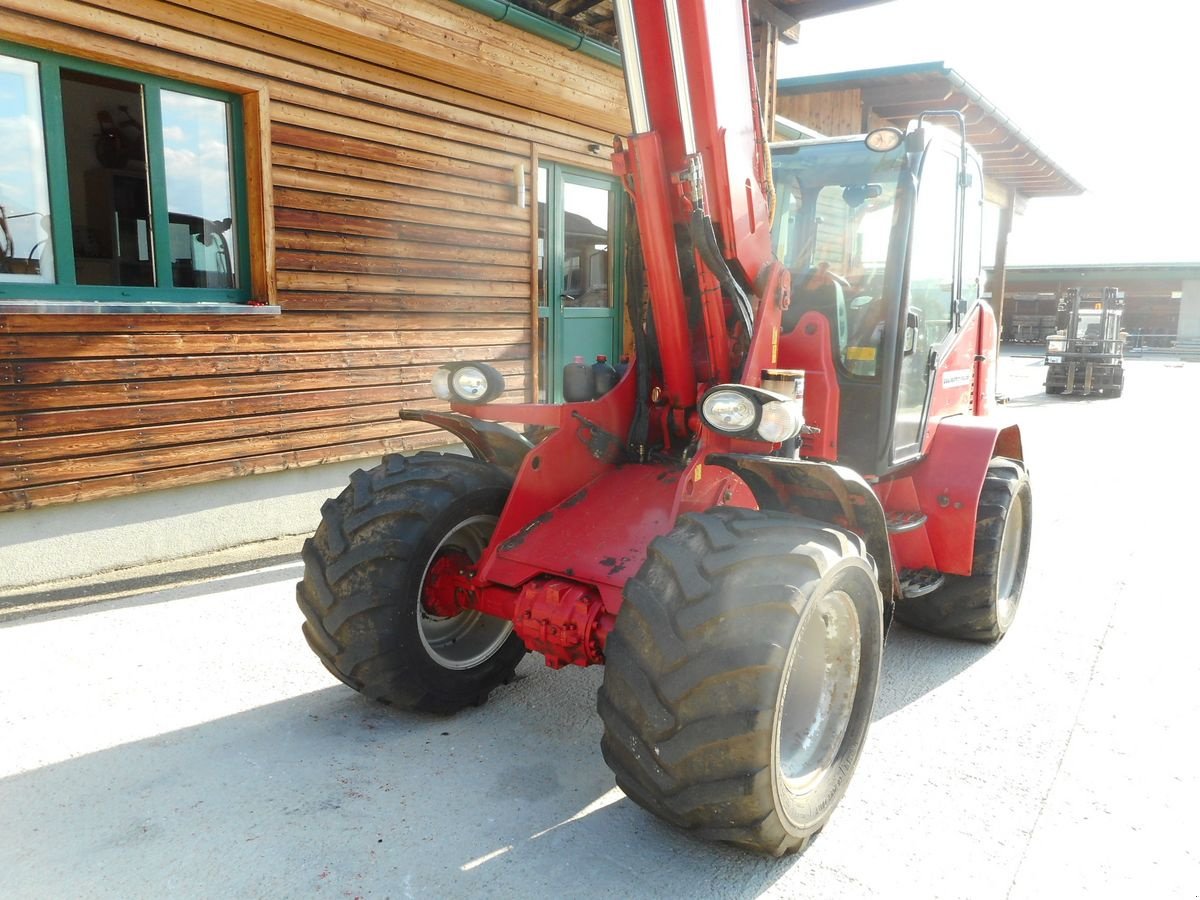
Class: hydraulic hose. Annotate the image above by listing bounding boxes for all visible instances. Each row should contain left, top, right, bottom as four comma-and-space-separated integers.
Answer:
688, 209, 755, 338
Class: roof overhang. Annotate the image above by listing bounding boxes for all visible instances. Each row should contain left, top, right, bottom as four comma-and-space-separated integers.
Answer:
991, 263, 1200, 285
777, 61, 1084, 199
504, 1, 893, 45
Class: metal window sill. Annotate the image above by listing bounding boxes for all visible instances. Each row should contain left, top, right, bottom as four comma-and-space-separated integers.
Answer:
0, 300, 281, 315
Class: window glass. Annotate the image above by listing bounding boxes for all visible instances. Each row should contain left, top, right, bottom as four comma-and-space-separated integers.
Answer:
61, 69, 154, 287
163, 91, 237, 288
893, 147, 961, 456
907, 149, 959, 346
0, 54, 53, 283
771, 139, 904, 377
536, 166, 548, 308
961, 156, 984, 304
561, 181, 610, 308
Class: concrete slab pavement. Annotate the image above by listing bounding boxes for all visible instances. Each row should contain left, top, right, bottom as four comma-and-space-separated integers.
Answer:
1, 352, 1198, 898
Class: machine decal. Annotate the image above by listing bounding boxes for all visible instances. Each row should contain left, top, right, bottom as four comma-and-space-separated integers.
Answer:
941, 368, 973, 389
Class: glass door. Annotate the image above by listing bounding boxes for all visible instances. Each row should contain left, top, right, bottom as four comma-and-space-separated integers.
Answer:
537, 164, 623, 402
893, 146, 960, 460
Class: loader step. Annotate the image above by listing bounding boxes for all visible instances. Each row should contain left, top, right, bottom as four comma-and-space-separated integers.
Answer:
899, 568, 945, 599
886, 511, 928, 534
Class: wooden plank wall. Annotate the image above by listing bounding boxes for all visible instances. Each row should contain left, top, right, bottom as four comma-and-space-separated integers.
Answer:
776, 89, 862, 137
0, 0, 628, 512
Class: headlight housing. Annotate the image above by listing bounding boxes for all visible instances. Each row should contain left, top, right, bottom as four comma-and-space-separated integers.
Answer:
699, 384, 805, 444
432, 362, 506, 405
701, 389, 760, 434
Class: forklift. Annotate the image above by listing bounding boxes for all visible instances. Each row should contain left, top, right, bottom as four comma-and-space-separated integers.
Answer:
1044, 286, 1125, 396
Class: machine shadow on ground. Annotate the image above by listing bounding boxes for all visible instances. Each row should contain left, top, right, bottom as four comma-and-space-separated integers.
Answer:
0, 582, 997, 899
0, 674, 801, 898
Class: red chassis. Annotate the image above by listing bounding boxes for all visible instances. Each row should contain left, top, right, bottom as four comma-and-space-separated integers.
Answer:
407, 285, 1020, 671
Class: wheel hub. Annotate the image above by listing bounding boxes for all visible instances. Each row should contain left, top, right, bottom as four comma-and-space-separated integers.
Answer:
421, 550, 475, 619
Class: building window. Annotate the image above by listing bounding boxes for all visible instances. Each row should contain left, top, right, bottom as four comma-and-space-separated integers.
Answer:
0, 42, 249, 303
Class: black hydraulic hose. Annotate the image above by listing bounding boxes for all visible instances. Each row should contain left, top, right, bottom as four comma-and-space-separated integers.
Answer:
624, 205, 652, 459
688, 209, 755, 339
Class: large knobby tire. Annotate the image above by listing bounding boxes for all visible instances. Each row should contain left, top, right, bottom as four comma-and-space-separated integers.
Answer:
597, 508, 885, 856
896, 458, 1032, 642
296, 452, 526, 714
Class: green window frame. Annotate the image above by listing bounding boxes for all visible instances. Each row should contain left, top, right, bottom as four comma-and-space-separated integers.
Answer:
0, 40, 251, 304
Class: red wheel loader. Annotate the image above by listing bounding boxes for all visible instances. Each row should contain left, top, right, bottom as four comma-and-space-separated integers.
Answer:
298, 0, 1032, 856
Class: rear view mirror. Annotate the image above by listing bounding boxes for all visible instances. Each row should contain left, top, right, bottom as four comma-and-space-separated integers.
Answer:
842, 184, 883, 208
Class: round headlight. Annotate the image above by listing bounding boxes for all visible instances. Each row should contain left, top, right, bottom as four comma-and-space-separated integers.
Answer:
702, 389, 758, 433
433, 362, 505, 405
865, 127, 903, 152
757, 400, 804, 443
451, 366, 491, 402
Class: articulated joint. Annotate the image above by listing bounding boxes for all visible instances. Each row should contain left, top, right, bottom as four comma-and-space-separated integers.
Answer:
513, 578, 614, 670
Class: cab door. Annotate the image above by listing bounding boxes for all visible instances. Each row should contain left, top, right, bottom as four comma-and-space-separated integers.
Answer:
892, 143, 964, 462
536, 165, 623, 401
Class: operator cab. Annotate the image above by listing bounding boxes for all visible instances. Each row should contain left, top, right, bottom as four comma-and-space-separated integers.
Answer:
771, 124, 985, 476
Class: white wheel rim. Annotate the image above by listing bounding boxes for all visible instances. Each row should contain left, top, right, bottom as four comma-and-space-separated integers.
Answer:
995, 492, 1026, 627
417, 515, 513, 670
777, 590, 862, 797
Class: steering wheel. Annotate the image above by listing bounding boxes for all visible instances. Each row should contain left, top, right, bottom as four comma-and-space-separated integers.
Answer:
800, 262, 850, 291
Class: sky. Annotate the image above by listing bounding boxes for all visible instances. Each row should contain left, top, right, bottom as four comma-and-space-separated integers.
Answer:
779, 0, 1199, 266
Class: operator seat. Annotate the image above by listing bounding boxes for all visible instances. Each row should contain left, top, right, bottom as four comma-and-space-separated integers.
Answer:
783, 267, 843, 337
776, 269, 845, 463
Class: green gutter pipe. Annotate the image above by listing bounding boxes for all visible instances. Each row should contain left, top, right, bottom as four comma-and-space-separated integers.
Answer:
449, 0, 621, 68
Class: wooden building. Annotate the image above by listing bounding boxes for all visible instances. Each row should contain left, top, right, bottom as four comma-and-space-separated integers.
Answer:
0, 0, 890, 585
990, 264, 1200, 347
0, 0, 643, 515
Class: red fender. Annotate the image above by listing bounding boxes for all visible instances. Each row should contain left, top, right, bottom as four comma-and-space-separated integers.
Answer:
907, 416, 1023, 576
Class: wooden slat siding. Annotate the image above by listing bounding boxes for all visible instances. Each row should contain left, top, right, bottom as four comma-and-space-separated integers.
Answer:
275, 251, 531, 285
0, 0, 627, 512
5, 387, 528, 465
4, 409, 539, 487
270, 123, 517, 190
0, 308, 532, 335
776, 89, 862, 137
207, 0, 628, 124
274, 205, 528, 254
276, 274, 531, 298
272, 193, 531, 248
4, 429, 459, 511
275, 233, 529, 269
1, 328, 532, 359
271, 102, 519, 171
5, 361, 531, 408
0, 361, 530, 414
271, 143, 518, 207
3, 376, 530, 439
7, 342, 532, 386
8, 0, 625, 153
272, 164, 528, 228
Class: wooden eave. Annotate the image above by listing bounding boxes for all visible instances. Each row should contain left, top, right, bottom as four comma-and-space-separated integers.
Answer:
507, 0, 894, 43
777, 62, 1084, 199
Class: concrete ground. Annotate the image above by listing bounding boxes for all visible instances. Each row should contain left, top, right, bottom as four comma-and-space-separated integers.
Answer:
2, 351, 1198, 898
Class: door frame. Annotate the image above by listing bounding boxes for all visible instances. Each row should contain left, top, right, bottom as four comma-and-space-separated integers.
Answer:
535, 160, 625, 402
